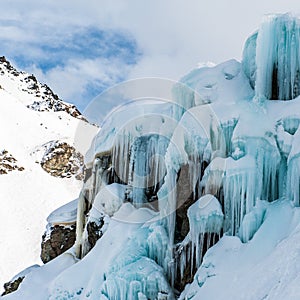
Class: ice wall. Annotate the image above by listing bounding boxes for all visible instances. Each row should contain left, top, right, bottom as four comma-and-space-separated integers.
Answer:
75, 47, 300, 296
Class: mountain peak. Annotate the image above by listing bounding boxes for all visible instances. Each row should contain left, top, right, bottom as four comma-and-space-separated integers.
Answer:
0, 56, 87, 121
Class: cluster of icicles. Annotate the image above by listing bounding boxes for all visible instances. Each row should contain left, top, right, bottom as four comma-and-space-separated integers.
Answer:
72, 14, 300, 299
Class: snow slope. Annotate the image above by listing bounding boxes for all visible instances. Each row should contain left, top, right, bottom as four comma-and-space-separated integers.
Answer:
0, 59, 97, 289
181, 200, 300, 300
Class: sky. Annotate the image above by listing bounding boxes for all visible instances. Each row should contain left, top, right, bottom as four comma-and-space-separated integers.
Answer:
0, 0, 300, 112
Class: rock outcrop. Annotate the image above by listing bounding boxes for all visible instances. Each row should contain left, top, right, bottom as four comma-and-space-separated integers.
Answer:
0, 150, 24, 174
39, 141, 85, 180
41, 224, 76, 263
1, 276, 24, 296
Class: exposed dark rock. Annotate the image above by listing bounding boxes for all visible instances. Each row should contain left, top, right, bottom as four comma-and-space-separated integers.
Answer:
87, 219, 105, 250
2, 276, 24, 296
27, 98, 85, 120
175, 164, 195, 243
40, 141, 85, 180
0, 150, 24, 174
0, 56, 14, 72
41, 224, 76, 263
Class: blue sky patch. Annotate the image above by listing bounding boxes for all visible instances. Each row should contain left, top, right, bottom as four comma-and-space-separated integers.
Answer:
0, 24, 141, 111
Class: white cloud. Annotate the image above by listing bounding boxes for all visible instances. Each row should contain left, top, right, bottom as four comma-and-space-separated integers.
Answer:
0, 0, 300, 109
29, 56, 132, 108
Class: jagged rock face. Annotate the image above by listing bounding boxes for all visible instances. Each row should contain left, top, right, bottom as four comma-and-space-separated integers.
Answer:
41, 224, 76, 263
40, 141, 85, 180
0, 56, 86, 121
1, 276, 24, 296
0, 150, 24, 174
27, 97, 84, 120
0, 56, 18, 76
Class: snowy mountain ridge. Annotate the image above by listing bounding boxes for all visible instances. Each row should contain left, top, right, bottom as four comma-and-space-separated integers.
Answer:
0, 56, 86, 121
0, 57, 97, 291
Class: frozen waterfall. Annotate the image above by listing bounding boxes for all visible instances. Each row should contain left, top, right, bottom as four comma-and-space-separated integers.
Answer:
244, 13, 300, 101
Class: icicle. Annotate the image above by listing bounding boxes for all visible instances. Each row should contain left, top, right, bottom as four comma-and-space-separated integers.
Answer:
146, 224, 169, 270
74, 157, 104, 258
101, 257, 173, 300
242, 137, 281, 202
255, 14, 300, 100
112, 130, 131, 185
129, 136, 149, 206
187, 195, 223, 272
287, 158, 300, 206
91, 158, 101, 204
242, 31, 258, 89
162, 171, 177, 285
171, 81, 195, 121
188, 149, 206, 197
202, 156, 226, 197
156, 104, 226, 285
74, 189, 88, 258
223, 156, 257, 235
221, 118, 238, 155
126, 134, 168, 207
